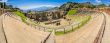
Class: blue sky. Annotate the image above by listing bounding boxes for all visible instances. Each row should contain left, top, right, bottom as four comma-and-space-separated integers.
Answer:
3, 0, 110, 10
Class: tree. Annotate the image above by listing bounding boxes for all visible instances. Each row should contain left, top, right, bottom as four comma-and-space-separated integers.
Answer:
109, 5, 110, 7
0, 2, 7, 8
75, 4, 84, 8
98, 4, 106, 8
8, 5, 13, 9
0, 2, 13, 9
0, 2, 3, 8
59, 2, 74, 11
87, 5, 96, 9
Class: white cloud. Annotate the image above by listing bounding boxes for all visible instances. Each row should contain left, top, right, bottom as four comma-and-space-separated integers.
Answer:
19, 5, 56, 10
96, 0, 101, 3
0, 0, 8, 2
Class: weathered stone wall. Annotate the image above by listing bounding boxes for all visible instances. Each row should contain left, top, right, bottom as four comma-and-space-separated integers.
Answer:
25, 10, 66, 22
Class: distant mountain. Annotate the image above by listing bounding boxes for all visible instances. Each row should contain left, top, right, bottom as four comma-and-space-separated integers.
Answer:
59, 2, 96, 11
22, 6, 59, 12
59, 2, 77, 11
46, 7, 59, 11
28, 6, 55, 11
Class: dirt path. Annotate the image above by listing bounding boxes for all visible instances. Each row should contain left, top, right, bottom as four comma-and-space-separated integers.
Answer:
0, 13, 50, 43
55, 13, 104, 43
0, 15, 7, 43
102, 12, 110, 43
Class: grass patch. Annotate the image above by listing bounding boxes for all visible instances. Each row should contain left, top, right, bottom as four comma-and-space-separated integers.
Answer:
55, 31, 65, 35
14, 11, 39, 26
14, 11, 28, 24
55, 16, 91, 35
67, 9, 77, 16
14, 11, 26, 20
